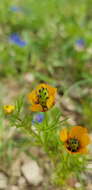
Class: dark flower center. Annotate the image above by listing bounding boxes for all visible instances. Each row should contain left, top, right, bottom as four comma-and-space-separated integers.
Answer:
37, 87, 49, 108
6, 105, 9, 108
66, 138, 80, 152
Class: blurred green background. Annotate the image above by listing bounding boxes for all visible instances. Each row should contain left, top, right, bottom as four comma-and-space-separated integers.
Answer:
0, 0, 92, 189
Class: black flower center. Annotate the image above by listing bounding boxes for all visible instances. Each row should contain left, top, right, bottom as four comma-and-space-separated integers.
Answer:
37, 87, 49, 108
66, 138, 80, 152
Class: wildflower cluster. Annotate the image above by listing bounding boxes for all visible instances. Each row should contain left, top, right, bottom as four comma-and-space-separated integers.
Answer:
3, 83, 91, 186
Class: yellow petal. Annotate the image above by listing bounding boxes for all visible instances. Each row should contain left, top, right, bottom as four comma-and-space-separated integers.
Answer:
80, 134, 90, 147
3, 105, 15, 114
60, 128, 68, 142
30, 104, 43, 112
79, 148, 88, 154
69, 126, 87, 139
46, 96, 55, 109
27, 90, 37, 104
46, 84, 57, 96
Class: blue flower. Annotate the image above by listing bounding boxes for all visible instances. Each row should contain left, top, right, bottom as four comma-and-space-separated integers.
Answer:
33, 113, 44, 123
75, 39, 85, 47
9, 33, 27, 47
10, 6, 32, 16
10, 6, 22, 12
74, 38, 85, 52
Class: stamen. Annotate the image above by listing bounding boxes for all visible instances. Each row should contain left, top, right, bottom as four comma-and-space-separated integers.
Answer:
66, 138, 80, 152
37, 87, 49, 108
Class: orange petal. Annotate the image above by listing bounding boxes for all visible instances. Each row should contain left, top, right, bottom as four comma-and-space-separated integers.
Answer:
46, 84, 57, 96
30, 104, 43, 112
60, 128, 68, 142
79, 148, 88, 154
46, 96, 55, 109
80, 134, 90, 147
69, 126, 88, 139
27, 90, 37, 104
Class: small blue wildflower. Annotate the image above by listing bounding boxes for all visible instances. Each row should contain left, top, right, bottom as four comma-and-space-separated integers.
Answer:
33, 113, 44, 123
75, 39, 85, 47
75, 38, 85, 52
10, 6, 32, 16
9, 33, 27, 47
10, 6, 22, 12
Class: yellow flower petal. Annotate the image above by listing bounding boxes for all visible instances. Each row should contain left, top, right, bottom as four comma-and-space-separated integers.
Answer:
60, 128, 68, 142
3, 105, 15, 114
79, 148, 88, 154
46, 84, 57, 96
46, 96, 54, 109
80, 134, 90, 147
69, 126, 87, 139
30, 104, 43, 112
27, 90, 38, 104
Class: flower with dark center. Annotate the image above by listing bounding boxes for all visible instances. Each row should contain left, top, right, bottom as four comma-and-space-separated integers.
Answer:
60, 126, 90, 154
27, 84, 57, 112
3, 104, 15, 114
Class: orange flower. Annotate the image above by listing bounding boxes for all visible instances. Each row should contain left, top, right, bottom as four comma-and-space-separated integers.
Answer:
3, 105, 15, 114
60, 126, 90, 154
27, 83, 57, 112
